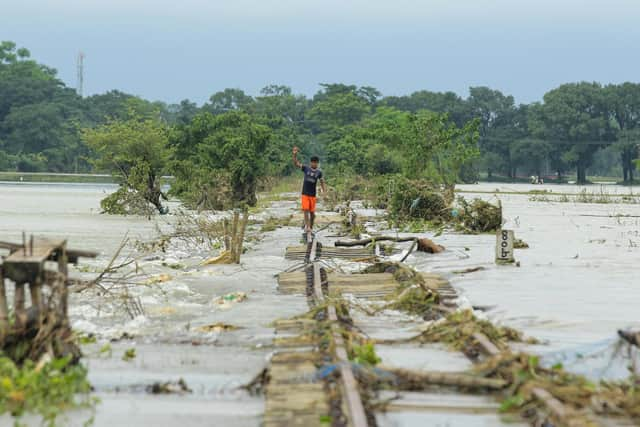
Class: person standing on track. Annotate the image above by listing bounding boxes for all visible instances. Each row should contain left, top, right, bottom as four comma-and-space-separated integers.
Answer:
293, 146, 326, 233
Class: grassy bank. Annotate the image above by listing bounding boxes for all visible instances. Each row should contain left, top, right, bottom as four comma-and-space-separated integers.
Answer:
0, 172, 175, 185
0, 172, 115, 183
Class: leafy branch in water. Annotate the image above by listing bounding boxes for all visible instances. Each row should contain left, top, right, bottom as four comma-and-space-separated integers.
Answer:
81, 113, 172, 215
0, 356, 95, 426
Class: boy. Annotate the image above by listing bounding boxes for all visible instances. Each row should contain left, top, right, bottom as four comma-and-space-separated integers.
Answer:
293, 146, 326, 233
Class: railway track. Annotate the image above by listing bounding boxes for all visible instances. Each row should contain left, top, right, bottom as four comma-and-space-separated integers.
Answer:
264, 234, 369, 427
262, 227, 638, 427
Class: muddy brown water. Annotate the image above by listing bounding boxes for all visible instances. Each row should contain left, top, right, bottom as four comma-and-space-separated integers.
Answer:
1, 181, 639, 426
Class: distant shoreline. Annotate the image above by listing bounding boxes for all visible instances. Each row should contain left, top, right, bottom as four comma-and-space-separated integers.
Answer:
0, 172, 174, 184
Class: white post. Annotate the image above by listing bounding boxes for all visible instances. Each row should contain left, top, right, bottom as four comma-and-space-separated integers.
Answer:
495, 229, 515, 264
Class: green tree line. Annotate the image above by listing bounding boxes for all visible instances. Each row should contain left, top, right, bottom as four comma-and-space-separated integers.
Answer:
2, 41, 639, 190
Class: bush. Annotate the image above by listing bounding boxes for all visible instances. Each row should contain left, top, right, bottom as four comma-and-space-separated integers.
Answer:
16, 153, 47, 172
456, 197, 502, 232
0, 356, 94, 425
377, 176, 451, 221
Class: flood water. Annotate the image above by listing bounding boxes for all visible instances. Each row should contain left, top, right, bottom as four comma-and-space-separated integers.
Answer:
1, 181, 639, 426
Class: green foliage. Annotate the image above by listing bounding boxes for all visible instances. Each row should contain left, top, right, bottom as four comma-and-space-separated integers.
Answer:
324, 107, 479, 185
122, 349, 136, 362
82, 115, 172, 214
0, 356, 94, 426
171, 111, 272, 209
386, 285, 438, 316
375, 176, 451, 221
350, 342, 381, 366
308, 85, 371, 131
3, 39, 640, 185
456, 197, 503, 233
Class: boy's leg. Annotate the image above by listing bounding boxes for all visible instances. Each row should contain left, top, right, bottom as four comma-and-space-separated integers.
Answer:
309, 196, 316, 230
303, 210, 311, 232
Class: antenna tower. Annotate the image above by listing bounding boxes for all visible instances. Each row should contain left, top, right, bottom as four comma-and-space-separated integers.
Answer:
76, 52, 85, 97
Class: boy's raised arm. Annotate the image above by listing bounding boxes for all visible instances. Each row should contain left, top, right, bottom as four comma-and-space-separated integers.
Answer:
292, 146, 302, 169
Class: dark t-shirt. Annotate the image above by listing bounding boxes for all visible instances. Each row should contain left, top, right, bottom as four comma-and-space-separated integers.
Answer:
301, 165, 323, 197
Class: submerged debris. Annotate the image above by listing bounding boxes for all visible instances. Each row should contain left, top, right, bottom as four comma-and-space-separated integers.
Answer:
260, 215, 293, 232
351, 341, 382, 366
122, 348, 136, 361
384, 285, 439, 317
513, 238, 530, 249
358, 366, 508, 392
409, 310, 534, 354
197, 323, 241, 333
474, 352, 640, 424
213, 292, 248, 309
202, 250, 234, 265
452, 266, 486, 274
456, 197, 503, 233
416, 237, 445, 253
363, 262, 424, 287
144, 273, 172, 284
147, 378, 191, 394
382, 179, 451, 222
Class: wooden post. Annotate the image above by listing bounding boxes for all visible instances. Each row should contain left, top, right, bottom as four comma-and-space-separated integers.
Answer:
29, 277, 43, 328
0, 268, 8, 341
58, 241, 69, 320
234, 209, 249, 263
230, 210, 240, 255
14, 283, 27, 329
223, 218, 231, 251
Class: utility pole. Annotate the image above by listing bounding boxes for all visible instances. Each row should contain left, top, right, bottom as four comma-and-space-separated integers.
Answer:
76, 52, 84, 97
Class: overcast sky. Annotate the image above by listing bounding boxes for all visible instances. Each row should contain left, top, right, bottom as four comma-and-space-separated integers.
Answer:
3, 0, 639, 104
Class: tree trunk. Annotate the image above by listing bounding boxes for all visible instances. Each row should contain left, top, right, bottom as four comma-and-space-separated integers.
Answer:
147, 172, 167, 214
487, 168, 493, 180
576, 163, 587, 185
622, 152, 630, 183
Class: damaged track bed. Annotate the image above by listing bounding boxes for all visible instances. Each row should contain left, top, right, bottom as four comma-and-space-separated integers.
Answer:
261, 229, 639, 427
263, 236, 369, 427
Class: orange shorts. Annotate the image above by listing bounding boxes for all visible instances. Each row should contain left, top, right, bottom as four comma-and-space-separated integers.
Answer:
301, 195, 317, 212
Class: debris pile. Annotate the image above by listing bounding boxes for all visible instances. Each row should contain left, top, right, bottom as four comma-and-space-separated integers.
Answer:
456, 197, 503, 233
409, 310, 532, 355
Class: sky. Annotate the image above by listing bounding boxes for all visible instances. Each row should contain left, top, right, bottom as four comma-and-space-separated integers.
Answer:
3, 0, 640, 105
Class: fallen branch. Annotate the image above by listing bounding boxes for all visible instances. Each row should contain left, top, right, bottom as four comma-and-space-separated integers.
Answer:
382, 367, 508, 390
336, 236, 444, 254
335, 236, 417, 247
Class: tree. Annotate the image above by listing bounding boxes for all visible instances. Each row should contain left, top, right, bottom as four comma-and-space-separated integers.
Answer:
0, 42, 63, 123
171, 111, 272, 209
308, 88, 370, 131
253, 85, 311, 177
82, 116, 172, 214
613, 129, 640, 182
467, 87, 520, 178
381, 90, 470, 126
510, 138, 551, 178
402, 111, 480, 186
533, 83, 612, 184
605, 83, 640, 183
203, 89, 253, 115
324, 107, 408, 175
